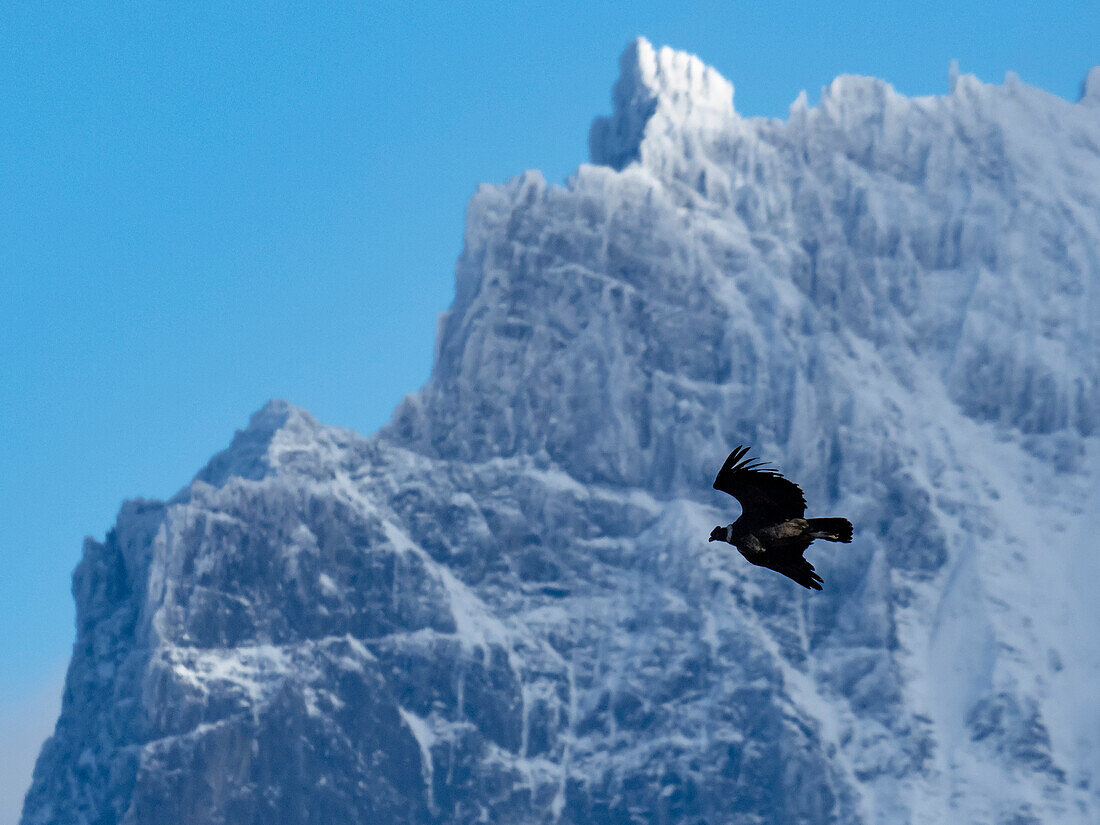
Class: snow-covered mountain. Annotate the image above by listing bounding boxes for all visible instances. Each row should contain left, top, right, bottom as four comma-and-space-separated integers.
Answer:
22, 38, 1100, 825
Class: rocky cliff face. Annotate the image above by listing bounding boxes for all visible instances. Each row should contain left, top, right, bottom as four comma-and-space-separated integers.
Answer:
22, 39, 1100, 825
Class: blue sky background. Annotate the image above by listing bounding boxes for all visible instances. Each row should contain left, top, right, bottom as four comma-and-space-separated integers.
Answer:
2, 1, 1097, 818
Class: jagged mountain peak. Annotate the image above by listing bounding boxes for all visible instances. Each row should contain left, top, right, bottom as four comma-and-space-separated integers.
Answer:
395, 40, 1098, 491
589, 37, 736, 170
248, 397, 312, 432
190, 399, 345, 489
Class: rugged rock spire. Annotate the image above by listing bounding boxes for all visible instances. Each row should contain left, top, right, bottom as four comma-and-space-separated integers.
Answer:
589, 37, 736, 170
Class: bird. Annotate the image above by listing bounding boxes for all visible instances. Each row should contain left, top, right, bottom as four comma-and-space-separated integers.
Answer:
709, 446, 852, 590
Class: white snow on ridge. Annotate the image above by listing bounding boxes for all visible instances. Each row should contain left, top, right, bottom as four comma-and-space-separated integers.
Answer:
399, 707, 438, 814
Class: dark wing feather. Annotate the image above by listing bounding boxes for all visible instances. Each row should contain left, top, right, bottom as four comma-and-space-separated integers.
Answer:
712, 446, 807, 528
769, 558, 823, 590
759, 535, 823, 590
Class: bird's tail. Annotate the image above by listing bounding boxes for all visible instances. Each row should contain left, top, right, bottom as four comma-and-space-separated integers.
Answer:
809, 517, 853, 543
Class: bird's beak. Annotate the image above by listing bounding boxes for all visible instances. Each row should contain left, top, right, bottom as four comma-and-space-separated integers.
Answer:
708, 535, 717, 542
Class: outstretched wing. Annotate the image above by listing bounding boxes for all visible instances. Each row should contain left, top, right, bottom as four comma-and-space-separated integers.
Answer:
712, 446, 806, 528
758, 536, 823, 591
765, 557, 823, 591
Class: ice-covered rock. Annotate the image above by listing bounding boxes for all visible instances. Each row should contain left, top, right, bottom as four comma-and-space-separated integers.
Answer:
589, 37, 737, 171
22, 39, 1100, 825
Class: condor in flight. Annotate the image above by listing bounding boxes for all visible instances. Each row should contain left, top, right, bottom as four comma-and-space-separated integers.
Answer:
709, 446, 853, 590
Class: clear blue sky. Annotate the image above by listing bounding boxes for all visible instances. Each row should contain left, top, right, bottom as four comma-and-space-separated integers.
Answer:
1, 0, 1096, 816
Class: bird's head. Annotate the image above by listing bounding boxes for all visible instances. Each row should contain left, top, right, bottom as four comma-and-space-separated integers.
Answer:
709, 526, 725, 542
